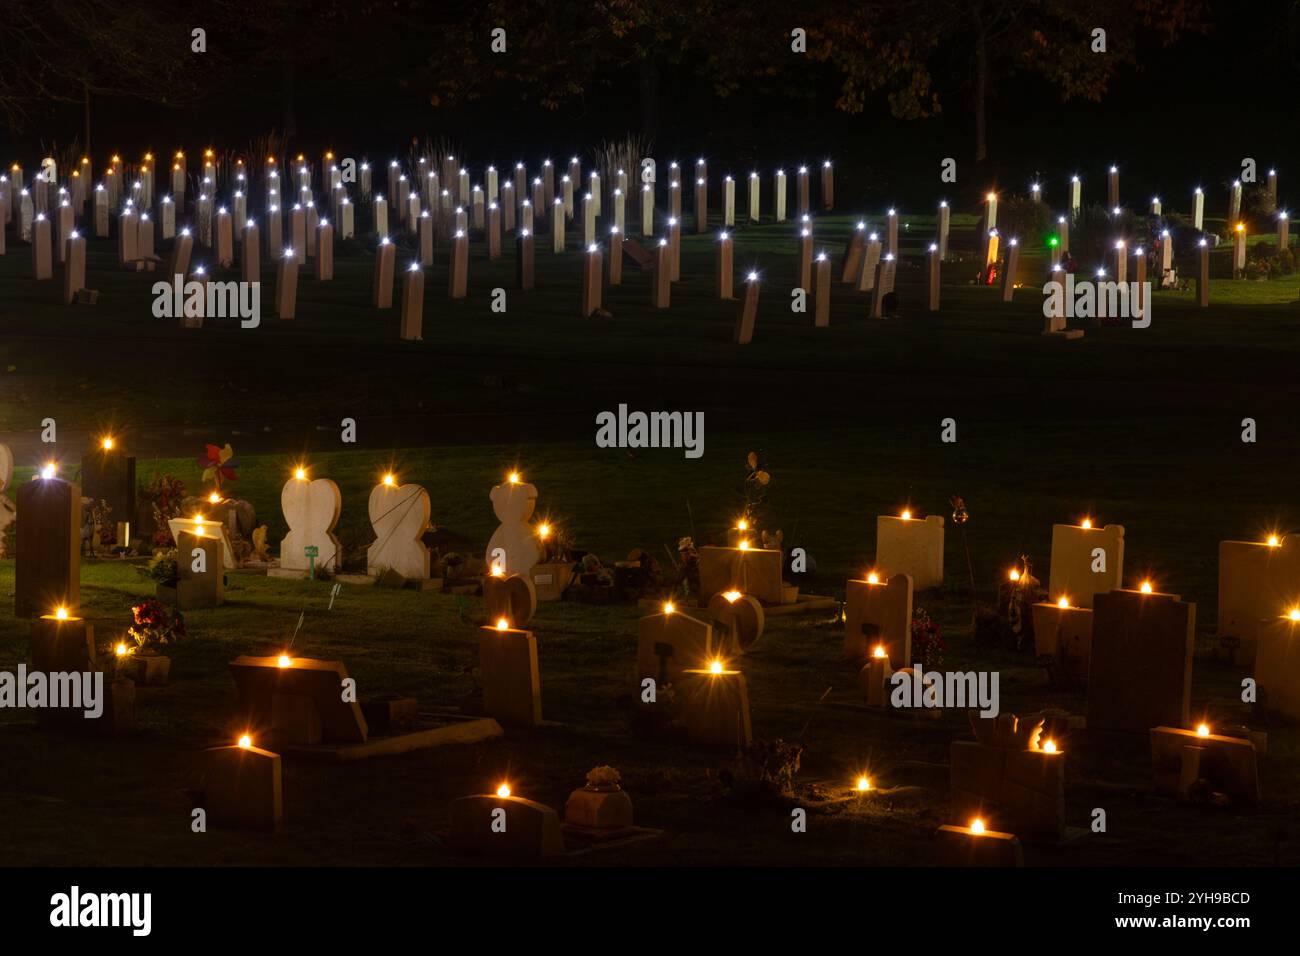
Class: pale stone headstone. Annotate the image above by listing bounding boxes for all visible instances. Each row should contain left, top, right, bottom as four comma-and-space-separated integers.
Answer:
502, 184, 516, 232
668, 217, 681, 281
608, 227, 623, 285
821, 161, 834, 211
1068, 175, 1081, 214
937, 201, 950, 259
116, 208, 137, 269
1228, 180, 1242, 224
1047, 521, 1123, 609
168, 228, 194, 280
844, 572, 912, 666
1218, 534, 1300, 665
1192, 187, 1204, 231
694, 177, 708, 233
63, 231, 86, 304
1232, 225, 1246, 278
372, 196, 388, 238
205, 741, 282, 831
176, 529, 224, 608
1031, 601, 1094, 683
612, 187, 625, 235
159, 195, 174, 240
275, 250, 299, 319
581, 245, 602, 317
927, 243, 941, 311
54, 202, 73, 266
487, 203, 501, 260
316, 219, 333, 280
748, 171, 760, 222
1278, 211, 1289, 251
582, 193, 595, 247
869, 254, 896, 318
651, 239, 671, 307
450, 230, 468, 298
638, 605, 715, 685
679, 667, 752, 747
885, 208, 898, 258
366, 479, 431, 578
716, 232, 733, 299
484, 477, 542, 577
1197, 240, 1210, 307
734, 271, 759, 342
1107, 165, 1119, 209
479, 624, 543, 726
241, 222, 260, 283
266, 206, 283, 259
15, 475, 80, 617
401, 264, 425, 340
1000, 239, 1019, 302
812, 252, 831, 326
641, 183, 653, 236
373, 238, 395, 307
699, 544, 783, 603
517, 229, 535, 289
797, 227, 812, 292
31, 215, 52, 279
774, 169, 787, 222
279, 475, 341, 574
551, 199, 565, 252
1088, 588, 1194, 732
876, 513, 943, 589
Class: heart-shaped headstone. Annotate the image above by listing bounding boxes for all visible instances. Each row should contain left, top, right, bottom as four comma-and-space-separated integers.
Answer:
281, 476, 342, 572
0, 443, 12, 494
367, 481, 431, 579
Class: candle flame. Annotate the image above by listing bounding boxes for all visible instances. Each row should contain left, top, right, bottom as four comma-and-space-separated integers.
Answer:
708, 659, 724, 675
382, 473, 395, 486
508, 471, 520, 484
496, 617, 510, 631
238, 734, 252, 749
900, 509, 912, 520
101, 437, 115, 450
663, 601, 675, 615
277, 654, 291, 668
115, 642, 128, 657
54, 606, 69, 621
537, 523, 551, 539
856, 776, 871, 792
1289, 608, 1300, 622
1140, 581, 1153, 594
1196, 723, 1210, 737
873, 645, 887, 659
1009, 569, 1020, 582
970, 818, 986, 835
1043, 739, 1058, 753
1268, 535, 1281, 547
1057, 597, 1070, 609
1081, 518, 1092, 529
496, 783, 511, 798
867, 572, 880, 585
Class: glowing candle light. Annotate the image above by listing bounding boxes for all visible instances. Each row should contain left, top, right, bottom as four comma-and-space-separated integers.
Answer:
294, 467, 306, 480
867, 572, 880, 585
238, 734, 252, 749
40, 462, 57, 479
663, 601, 675, 615
970, 818, 986, 835
496, 783, 511, 798
708, 659, 724, 675
382, 473, 395, 487
856, 776, 871, 792
1009, 569, 1020, 582
115, 642, 128, 657
208, 491, 221, 504
1289, 607, 1300, 622
1267, 535, 1281, 547
496, 617, 510, 631
737, 540, 750, 551
537, 523, 551, 540
1196, 723, 1210, 737
490, 565, 505, 578
872, 645, 887, 659
1043, 739, 1058, 753
900, 509, 912, 520
54, 606, 69, 620
277, 654, 291, 668
101, 437, 114, 450
1080, 518, 1092, 529
1140, 581, 1153, 594
722, 590, 742, 603
508, 471, 520, 484
736, 519, 748, 532
1057, 596, 1070, 609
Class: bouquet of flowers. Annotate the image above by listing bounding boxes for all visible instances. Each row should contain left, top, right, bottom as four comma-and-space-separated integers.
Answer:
141, 474, 186, 547
127, 598, 187, 653
911, 608, 945, 668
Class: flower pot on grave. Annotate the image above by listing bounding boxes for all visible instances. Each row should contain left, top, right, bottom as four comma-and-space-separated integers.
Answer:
564, 786, 634, 829
127, 653, 171, 686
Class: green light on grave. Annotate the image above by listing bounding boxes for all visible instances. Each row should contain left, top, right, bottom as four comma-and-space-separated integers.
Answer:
1048, 236, 1059, 248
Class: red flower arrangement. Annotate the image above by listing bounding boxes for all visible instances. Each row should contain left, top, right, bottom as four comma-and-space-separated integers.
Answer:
911, 608, 945, 669
127, 598, 186, 652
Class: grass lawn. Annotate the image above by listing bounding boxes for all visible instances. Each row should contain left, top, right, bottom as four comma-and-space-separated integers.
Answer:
1, 204, 1299, 866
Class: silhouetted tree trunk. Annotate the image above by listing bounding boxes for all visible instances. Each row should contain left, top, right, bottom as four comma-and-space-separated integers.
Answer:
639, 54, 660, 140
972, 4, 988, 162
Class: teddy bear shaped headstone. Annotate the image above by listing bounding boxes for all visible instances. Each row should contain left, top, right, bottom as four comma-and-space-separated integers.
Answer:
281, 472, 342, 575
0, 443, 14, 558
484, 473, 541, 578
367, 476, 431, 579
